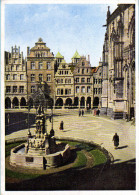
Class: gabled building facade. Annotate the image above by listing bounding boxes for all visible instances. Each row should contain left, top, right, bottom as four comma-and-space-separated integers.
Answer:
27, 38, 55, 104
73, 55, 93, 109
55, 59, 74, 107
5, 46, 27, 108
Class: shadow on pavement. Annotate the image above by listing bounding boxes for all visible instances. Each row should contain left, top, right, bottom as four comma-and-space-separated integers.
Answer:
5, 112, 36, 135
6, 158, 136, 191
117, 145, 128, 150
112, 159, 121, 163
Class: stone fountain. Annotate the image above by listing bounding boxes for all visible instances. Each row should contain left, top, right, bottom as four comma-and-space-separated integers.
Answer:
10, 106, 70, 169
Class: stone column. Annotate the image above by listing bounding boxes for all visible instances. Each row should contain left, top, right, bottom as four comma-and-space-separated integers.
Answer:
85, 100, 87, 109
79, 98, 81, 108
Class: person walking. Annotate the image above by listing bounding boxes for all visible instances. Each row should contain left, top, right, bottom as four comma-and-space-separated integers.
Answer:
60, 121, 64, 130
79, 110, 81, 117
112, 133, 119, 149
82, 110, 84, 116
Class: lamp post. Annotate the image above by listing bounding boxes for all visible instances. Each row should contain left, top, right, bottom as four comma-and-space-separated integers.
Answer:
51, 107, 53, 131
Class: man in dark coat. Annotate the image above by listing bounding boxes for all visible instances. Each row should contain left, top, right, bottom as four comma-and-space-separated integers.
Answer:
82, 110, 84, 116
79, 110, 81, 117
113, 133, 119, 149
60, 121, 64, 130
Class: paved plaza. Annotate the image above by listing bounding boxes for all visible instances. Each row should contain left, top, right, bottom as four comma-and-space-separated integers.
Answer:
5, 109, 135, 164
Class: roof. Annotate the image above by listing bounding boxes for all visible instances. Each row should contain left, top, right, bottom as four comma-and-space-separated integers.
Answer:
56, 51, 64, 58
61, 59, 66, 64
72, 50, 81, 59
92, 67, 99, 73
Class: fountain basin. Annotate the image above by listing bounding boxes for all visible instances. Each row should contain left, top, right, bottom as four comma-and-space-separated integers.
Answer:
10, 142, 70, 169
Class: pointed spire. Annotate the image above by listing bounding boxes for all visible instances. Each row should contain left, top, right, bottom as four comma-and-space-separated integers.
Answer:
56, 51, 64, 58
72, 50, 80, 59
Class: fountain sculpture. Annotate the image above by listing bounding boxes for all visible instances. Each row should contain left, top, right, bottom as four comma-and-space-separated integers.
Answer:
10, 106, 70, 169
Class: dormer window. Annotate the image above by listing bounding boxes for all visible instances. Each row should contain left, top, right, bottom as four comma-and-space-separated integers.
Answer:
82, 62, 85, 66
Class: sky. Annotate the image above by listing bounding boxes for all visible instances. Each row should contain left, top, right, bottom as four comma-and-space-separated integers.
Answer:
5, 4, 118, 66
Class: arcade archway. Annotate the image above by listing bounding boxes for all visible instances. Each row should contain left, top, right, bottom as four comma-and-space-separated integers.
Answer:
93, 97, 99, 108
65, 98, 72, 106
5, 97, 11, 109
20, 97, 26, 108
55, 98, 63, 107
74, 97, 79, 106
80, 97, 85, 108
12, 97, 19, 108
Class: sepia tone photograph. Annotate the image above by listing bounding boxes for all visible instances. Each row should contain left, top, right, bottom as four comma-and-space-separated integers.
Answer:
1, 1, 137, 194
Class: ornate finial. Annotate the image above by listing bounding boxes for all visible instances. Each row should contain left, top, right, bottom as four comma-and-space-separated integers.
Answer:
107, 6, 110, 18
38, 38, 43, 42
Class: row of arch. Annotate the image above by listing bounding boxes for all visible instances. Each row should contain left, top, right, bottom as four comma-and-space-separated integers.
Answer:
5, 97, 27, 109
55, 97, 99, 108
5, 96, 99, 109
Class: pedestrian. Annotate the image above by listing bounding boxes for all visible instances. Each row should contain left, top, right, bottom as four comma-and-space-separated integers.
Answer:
79, 110, 81, 117
112, 133, 119, 149
60, 121, 64, 130
82, 110, 84, 116
97, 109, 100, 116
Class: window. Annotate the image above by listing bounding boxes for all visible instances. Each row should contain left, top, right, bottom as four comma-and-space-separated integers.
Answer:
69, 89, 71, 94
94, 88, 98, 94
20, 74, 24, 80
61, 89, 63, 95
6, 74, 10, 80
87, 78, 90, 83
57, 89, 60, 95
13, 86, 17, 93
11, 65, 14, 71
98, 88, 102, 94
57, 79, 60, 83
82, 62, 85, 66
16, 65, 19, 71
6, 86, 11, 93
87, 69, 88, 73
65, 89, 68, 95
38, 62, 43, 69
78, 69, 80, 73
31, 74, 35, 81
31, 86, 35, 93
87, 86, 91, 93
39, 74, 43, 82
99, 79, 101, 84
65, 79, 68, 83
81, 86, 85, 93
76, 86, 79, 93
61, 79, 63, 83
47, 74, 51, 82
76, 78, 79, 83
94, 79, 97, 84
81, 78, 85, 83
19, 86, 24, 93
47, 62, 51, 69
31, 62, 35, 69
13, 74, 17, 80
82, 69, 84, 74
68, 79, 71, 83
